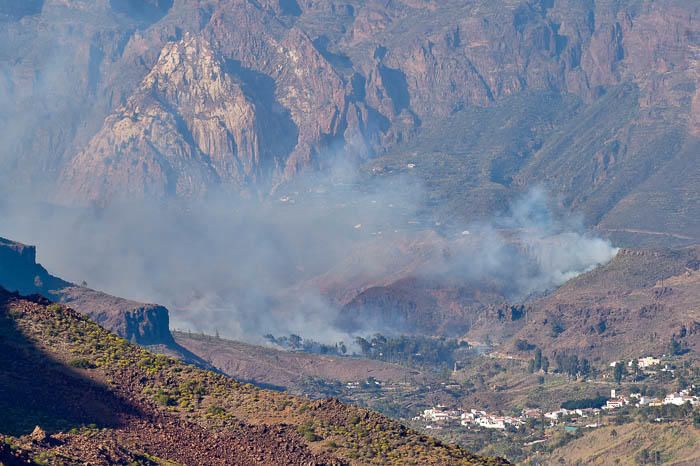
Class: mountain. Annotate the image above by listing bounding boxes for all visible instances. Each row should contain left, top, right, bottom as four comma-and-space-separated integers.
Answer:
0, 287, 508, 465
334, 241, 700, 365
337, 276, 505, 337
59, 33, 290, 201
2, 0, 700, 240
510, 246, 700, 363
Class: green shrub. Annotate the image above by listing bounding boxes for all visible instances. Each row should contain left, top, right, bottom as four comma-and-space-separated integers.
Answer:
68, 358, 96, 369
47, 304, 62, 313
304, 430, 321, 442
154, 390, 176, 407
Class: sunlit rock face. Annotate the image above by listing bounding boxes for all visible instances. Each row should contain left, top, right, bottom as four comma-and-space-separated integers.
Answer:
60, 35, 271, 203
2, 0, 700, 233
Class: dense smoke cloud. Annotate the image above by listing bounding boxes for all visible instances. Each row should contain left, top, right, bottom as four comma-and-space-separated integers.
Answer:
435, 187, 618, 298
0, 157, 617, 343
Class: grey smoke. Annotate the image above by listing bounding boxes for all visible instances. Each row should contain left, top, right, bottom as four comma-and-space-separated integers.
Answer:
439, 187, 619, 298
0, 161, 617, 344
0, 10, 617, 343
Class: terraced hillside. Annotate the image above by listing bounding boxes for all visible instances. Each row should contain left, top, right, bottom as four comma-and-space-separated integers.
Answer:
0, 287, 507, 465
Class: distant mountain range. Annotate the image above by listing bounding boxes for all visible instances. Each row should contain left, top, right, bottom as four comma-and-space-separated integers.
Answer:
3, 2, 700, 463
2, 0, 700, 241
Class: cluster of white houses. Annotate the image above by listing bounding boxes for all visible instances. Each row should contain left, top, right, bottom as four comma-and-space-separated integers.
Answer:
609, 356, 662, 369
414, 405, 525, 430
415, 387, 700, 431
604, 388, 700, 410
608, 356, 676, 374
663, 389, 700, 406
461, 410, 524, 430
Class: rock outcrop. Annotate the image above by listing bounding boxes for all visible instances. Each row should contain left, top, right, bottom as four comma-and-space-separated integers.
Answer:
0, 237, 69, 296
0, 236, 173, 345
57, 287, 174, 345
61, 35, 272, 202
3, 0, 700, 236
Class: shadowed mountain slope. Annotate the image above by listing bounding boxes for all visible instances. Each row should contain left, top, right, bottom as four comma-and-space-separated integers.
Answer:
0, 287, 508, 465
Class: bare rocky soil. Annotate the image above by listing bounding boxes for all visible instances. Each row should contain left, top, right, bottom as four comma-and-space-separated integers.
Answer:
511, 246, 700, 361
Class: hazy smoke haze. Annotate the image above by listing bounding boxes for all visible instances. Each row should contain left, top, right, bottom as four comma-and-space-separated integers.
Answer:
0, 159, 618, 343
0, 15, 617, 342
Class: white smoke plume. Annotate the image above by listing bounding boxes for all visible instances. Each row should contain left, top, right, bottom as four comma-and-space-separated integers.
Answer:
0, 163, 617, 343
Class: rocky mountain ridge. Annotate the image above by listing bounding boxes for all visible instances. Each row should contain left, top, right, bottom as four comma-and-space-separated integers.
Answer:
3, 0, 700, 238
0, 235, 172, 345
60, 34, 285, 202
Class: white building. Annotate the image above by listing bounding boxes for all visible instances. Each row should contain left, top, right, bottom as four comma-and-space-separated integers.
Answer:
629, 357, 661, 369
477, 417, 506, 430
604, 389, 630, 410
604, 398, 628, 410
460, 410, 521, 430
663, 391, 699, 406
460, 412, 476, 426
420, 405, 464, 423
544, 409, 570, 421
574, 408, 599, 417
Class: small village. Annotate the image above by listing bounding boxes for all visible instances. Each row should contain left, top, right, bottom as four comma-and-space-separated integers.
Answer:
412, 354, 700, 434
414, 385, 700, 431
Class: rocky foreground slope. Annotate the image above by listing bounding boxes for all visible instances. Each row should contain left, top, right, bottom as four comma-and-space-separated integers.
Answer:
0, 287, 507, 465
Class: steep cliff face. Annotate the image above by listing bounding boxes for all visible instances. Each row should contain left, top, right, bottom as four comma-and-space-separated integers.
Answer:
0, 236, 173, 345
61, 35, 273, 202
4, 0, 700, 236
57, 286, 174, 345
0, 237, 68, 295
